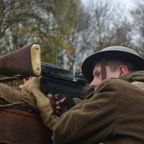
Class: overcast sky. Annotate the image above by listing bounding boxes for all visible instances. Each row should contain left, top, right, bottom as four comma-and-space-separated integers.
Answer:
82, 0, 136, 10
81, 0, 137, 22
117, 0, 136, 9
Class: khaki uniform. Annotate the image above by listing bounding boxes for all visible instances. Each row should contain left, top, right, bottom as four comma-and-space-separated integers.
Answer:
0, 82, 53, 144
52, 71, 144, 144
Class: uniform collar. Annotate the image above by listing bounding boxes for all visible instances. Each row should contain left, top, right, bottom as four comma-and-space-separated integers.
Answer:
120, 71, 144, 82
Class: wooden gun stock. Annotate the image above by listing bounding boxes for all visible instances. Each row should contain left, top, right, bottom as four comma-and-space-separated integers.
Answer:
0, 44, 41, 77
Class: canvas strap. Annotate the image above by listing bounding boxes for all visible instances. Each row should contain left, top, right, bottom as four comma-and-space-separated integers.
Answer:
101, 59, 106, 80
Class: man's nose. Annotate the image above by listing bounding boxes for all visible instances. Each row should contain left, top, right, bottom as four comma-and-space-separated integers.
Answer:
90, 78, 98, 90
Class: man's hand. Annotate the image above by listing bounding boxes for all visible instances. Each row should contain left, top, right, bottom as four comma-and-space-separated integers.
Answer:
52, 85, 92, 116
53, 94, 83, 116
22, 76, 59, 130
22, 77, 41, 93
21, 77, 41, 108
52, 94, 67, 116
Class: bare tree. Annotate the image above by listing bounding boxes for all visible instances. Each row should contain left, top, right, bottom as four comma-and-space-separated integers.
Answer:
73, 0, 134, 70
0, 0, 80, 68
130, 0, 144, 56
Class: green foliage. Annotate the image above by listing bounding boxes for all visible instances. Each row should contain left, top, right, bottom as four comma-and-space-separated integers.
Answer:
0, 0, 80, 68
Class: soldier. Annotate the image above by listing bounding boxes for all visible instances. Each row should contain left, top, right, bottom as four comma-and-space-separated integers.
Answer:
22, 46, 144, 144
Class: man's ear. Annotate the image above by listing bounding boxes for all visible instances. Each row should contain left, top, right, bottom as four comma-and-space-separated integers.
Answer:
119, 65, 129, 77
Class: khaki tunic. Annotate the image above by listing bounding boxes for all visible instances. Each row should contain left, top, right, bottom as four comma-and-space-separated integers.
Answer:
52, 78, 144, 144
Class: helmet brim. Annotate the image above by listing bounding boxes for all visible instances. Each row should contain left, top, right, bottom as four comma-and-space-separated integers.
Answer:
82, 49, 144, 82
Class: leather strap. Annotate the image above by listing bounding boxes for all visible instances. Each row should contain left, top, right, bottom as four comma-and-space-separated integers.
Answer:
101, 59, 106, 80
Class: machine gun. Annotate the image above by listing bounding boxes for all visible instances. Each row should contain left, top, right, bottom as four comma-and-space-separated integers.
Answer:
40, 62, 89, 99
0, 44, 90, 99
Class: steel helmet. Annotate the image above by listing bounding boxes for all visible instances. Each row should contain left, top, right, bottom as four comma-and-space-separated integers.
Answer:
82, 46, 144, 82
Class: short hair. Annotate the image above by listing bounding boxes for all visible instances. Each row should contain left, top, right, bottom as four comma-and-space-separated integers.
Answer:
106, 57, 138, 72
